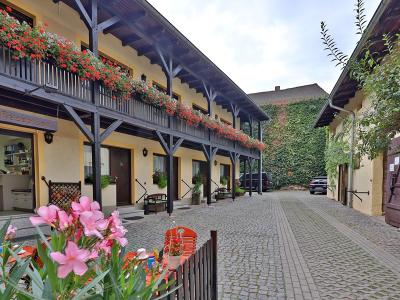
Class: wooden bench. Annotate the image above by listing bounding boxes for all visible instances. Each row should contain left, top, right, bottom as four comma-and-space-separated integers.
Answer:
215, 187, 231, 200
144, 193, 167, 215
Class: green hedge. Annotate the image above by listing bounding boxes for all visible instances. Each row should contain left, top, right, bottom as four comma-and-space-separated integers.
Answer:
261, 98, 327, 189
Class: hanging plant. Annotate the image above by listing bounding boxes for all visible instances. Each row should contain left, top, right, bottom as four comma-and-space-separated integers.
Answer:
0, 9, 265, 151
320, 0, 400, 159
152, 171, 167, 189
220, 176, 228, 186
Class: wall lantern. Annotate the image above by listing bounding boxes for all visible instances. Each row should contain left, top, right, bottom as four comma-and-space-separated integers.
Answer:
142, 148, 148, 157
214, 160, 218, 166
44, 132, 54, 144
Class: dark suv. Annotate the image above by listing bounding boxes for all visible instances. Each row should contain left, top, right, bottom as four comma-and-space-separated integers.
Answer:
309, 176, 327, 194
240, 172, 272, 192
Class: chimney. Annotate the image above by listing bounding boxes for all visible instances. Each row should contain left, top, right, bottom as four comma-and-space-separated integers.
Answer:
275, 86, 280, 91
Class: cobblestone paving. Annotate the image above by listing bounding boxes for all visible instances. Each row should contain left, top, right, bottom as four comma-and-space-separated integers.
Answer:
124, 191, 400, 299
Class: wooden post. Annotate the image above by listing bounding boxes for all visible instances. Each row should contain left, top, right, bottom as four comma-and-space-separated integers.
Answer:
91, 112, 102, 207
202, 145, 218, 205
229, 152, 239, 200
230, 103, 240, 129
156, 132, 183, 215
248, 158, 253, 197
243, 159, 247, 192
87, 0, 102, 207
258, 121, 263, 194
211, 230, 217, 299
166, 148, 174, 214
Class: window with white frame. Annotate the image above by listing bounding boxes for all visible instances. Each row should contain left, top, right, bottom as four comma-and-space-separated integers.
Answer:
84, 144, 110, 181
153, 154, 166, 173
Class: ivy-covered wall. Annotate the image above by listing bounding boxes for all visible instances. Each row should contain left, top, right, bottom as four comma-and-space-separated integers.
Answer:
261, 98, 327, 189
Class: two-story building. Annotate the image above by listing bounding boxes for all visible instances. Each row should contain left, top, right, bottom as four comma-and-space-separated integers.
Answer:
0, 0, 268, 220
315, 0, 400, 226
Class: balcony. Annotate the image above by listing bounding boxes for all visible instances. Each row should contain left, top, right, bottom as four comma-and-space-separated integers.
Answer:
0, 46, 257, 158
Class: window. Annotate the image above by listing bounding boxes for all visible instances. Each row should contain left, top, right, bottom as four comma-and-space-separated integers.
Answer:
153, 154, 166, 173
83, 144, 110, 181
192, 104, 208, 115
153, 154, 166, 184
81, 44, 133, 76
0, 2, 34, 26
192, 160, 201, 183
152, 81, 180, 101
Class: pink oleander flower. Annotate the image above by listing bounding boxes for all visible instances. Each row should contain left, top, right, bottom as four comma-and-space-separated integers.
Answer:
5, 225, 17, 240
88, 249, 99, 260
71, 196, 100, 216
96, 239, 113, 255
108, 211, 128, 246
58, 210, 73, 231
50, 241, 90, 278
29, 205, 60, 226
110, 211, 122, 227
79, 211, 108, 239
110, 224, 128, 247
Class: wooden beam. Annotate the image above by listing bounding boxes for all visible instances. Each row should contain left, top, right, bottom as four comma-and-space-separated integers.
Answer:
137, 45, 155, 56
63, 104, 94, 142
73, 0, 92, 29
122, 34, 142, 46
98, 16, 120, 32
101, 3, 257, 120
100, 119, 123, 143
172, 137, 184, 154
155, 131, 169, 154
103, 10, 146, 34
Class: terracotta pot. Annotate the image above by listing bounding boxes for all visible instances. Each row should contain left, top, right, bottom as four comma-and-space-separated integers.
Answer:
168, 255, 181, 270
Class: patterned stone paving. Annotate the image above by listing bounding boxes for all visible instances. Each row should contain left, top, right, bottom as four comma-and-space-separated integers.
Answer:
124, 191, 400, 299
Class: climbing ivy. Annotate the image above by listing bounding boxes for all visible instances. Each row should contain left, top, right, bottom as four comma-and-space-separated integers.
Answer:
324, 130, 351, 186
261, 98, 327, 189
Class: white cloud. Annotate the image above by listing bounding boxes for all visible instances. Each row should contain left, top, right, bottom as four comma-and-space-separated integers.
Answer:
148, 0, 381, 94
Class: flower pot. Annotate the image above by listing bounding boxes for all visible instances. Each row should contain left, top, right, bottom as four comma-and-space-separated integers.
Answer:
168, 255, 181, 270
192, 192, 201, 205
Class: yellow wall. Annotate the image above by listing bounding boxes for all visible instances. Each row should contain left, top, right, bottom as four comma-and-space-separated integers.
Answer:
9, 0, 239, 128
327, 91, 384, 216
0, 105, 236, 209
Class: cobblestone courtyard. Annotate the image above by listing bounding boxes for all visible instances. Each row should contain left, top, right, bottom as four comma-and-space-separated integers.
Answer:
124, 191, 400, 299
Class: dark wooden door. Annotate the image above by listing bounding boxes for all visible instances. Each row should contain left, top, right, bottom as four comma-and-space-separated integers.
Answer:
221, 164, 231, 189
172, 157, 179, 200
110, 147, 131, 206
338, 164, 348, 205
199, 161, 208, 196
384, 137, 400, 227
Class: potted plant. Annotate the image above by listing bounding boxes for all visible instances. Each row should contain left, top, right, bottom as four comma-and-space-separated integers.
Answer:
167, 237, 182, 270
235, 186, 246, 196
220, 176, 228, 187
152, 171, 167, 189
192, 173, 202, 205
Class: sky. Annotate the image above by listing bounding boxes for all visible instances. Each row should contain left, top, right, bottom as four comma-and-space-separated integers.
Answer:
147, 0, 381, 94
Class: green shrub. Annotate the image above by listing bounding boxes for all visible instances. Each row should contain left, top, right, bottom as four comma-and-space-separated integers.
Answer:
85, 175, 112, 189
152, 171, 167, 189
220, 176, 228, 186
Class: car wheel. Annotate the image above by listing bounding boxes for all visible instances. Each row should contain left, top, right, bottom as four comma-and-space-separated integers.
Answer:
310, 191, 315, 195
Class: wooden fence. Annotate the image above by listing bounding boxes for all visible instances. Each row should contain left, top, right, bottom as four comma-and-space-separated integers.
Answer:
157, 230, 218, 300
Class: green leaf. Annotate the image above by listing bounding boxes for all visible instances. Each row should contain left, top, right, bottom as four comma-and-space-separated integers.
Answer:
71, 269, 109, 300
3, 259, 30, 299
0, 219, 11, 242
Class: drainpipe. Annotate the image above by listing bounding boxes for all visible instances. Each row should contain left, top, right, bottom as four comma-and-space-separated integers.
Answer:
328, 98, 355, 208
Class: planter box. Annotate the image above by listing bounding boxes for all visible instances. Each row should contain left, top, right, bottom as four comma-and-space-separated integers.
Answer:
82, 184, 117, 212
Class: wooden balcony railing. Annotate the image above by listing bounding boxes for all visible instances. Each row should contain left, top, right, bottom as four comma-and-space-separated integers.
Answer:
0, 47, 254, 156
